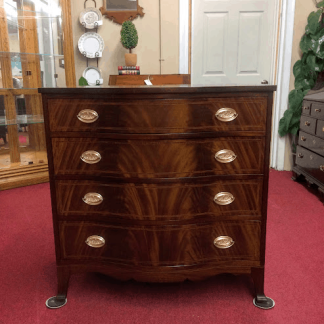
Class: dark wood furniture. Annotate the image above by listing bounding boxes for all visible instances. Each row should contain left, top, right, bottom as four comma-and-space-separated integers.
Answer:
293, 91, 324, 203
39, 85, 276, 309
100, 0, 145, 25
108, 74, 191, 86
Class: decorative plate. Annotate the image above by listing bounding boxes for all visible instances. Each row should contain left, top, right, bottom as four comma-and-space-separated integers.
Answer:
78, 32, 105, 59
79, 7, 103, 29
82, 66, 102, 86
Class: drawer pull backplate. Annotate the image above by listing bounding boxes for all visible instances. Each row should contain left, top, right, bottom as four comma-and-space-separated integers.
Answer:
82, 193, 103, 205
215, 108, 238, 122
77, 109, 99, 123
305, 121, 311, 126
315, 108, 321, 113
215, 149, 237, 163
320, 165, 324, 172
301, 136, 306, 141
81, 150, 101, 164
85, 235, 105, 248
214, 192, 235, 206
214, 236, 235, 249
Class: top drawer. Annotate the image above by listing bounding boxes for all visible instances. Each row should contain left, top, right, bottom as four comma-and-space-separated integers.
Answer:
46, 97, 268, 134
311, 102, 324, 120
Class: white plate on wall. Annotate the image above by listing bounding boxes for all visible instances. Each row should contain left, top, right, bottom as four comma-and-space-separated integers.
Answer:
79, 7, 103, 29
78, 32, 105, 59
82, 67, 103, 86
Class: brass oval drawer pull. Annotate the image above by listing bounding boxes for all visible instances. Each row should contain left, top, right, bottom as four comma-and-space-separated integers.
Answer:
80, 150, 101, 164
85, 235, 105, 248
214, 236, 234, 249
300, 136, 306, 141
214, 192, 235, 206
320, 165, 324, 172
315, 108, 321, 113
298, 153, 304, 158
82, 193, 103, 205
215, 149, 237, 163
305, 121, 311, 126
215, 108, 238, 122
77, 109, 99, 123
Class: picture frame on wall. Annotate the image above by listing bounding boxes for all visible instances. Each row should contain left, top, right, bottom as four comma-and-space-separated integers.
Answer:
100, 0, 144, 25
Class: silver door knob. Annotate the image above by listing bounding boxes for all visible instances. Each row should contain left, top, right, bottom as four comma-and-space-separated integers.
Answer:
261, 80, 269, 84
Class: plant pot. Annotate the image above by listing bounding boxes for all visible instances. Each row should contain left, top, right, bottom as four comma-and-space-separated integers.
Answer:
125, 53, 137, 67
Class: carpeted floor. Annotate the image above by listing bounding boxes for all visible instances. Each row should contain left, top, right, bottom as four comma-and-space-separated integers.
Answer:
0, 170, 323, 324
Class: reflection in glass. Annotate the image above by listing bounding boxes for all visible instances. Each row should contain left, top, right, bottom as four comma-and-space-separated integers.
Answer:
2, 0, 65, 88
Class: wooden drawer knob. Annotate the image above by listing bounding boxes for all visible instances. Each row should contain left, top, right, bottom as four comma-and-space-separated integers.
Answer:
77, 109, 99, 123
215, 108, 238, 122
82, 193, 103, 205
85, 235, 105, 248
214, 236, 234, 249
215, 149, 237, 163
214, 192, 235, 205
80, 151, 101, 164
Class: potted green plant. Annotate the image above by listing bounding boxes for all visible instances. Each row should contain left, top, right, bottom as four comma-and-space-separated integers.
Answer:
279, 3, 324, 137
121, 20, 139, 66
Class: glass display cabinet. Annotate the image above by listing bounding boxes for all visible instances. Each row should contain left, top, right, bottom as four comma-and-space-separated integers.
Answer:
0, 0, 75, 189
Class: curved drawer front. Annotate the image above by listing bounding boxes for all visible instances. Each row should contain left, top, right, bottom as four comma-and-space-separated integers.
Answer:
59, 221, 261, 265
48, 97, 267, 134
52, 137, 265, 178
56, 179, 263, 221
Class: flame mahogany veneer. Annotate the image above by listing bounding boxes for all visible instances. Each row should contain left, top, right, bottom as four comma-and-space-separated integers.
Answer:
39, 85, 276, 309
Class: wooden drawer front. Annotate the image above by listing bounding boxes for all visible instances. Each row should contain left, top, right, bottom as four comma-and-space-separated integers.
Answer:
56, 179, 263, 221
299, 131, 324, 157
300, 115, 316, 135
302, 100, 311, 115
52, 138, 265, 178
47, 97, 268, 134
296, 146, 324, 182
59, 221, 261, 265
311, 103, 324, 120
316, 119, 324, 139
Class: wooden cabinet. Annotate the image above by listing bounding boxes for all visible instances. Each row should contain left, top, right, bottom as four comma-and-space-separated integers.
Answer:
40, 85, 276, 309
0, 0, 75, 190
293, 92, 324, 202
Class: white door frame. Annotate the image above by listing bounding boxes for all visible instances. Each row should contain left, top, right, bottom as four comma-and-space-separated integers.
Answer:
179, 0, 296, 170
179, 0, 189, 74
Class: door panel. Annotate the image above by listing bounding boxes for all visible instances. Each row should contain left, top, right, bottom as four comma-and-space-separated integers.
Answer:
192, 0, 276, 85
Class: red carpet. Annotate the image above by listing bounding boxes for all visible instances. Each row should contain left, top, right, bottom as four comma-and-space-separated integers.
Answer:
0, 170, 323, 324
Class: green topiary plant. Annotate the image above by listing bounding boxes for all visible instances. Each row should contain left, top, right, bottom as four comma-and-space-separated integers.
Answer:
120, 20, 138, 53
279, 3, 324, 137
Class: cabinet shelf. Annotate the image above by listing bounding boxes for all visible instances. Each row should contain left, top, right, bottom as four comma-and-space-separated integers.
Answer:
0, 114, 44, 126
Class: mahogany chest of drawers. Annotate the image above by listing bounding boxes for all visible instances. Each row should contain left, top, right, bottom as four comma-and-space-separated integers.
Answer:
39, 85, 276, 309
293, 91, 324, 202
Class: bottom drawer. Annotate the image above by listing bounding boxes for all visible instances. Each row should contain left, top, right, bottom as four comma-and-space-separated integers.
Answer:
59, 221, 261, 266
296, 146, 324, 183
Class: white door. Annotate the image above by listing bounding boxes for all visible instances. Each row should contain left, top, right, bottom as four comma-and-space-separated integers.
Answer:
192, 0, 277, 85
